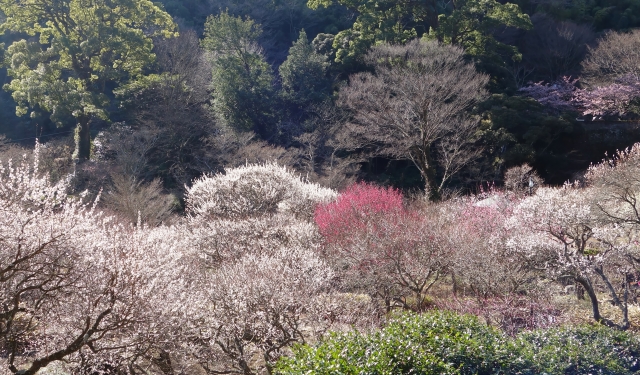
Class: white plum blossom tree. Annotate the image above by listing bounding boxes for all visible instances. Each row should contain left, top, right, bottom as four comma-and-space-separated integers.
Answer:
186, 162, 336, 221
507, 185, 634, 329
179, 163, 341, 375
0, 146, 191, 374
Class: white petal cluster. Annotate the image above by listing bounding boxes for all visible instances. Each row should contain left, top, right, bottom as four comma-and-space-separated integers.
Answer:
0, 151, 337, 375
175, 164, 339, 373
0, 150, 193, 374
185, 162, 336, 221
10, 141, 640, 373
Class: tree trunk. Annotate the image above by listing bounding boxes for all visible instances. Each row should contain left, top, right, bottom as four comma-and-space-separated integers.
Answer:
151, 350, 175, 375
622, 275, 630, 330
74, 116, 91, 161
576, 283, 585, 300
593, 267, 630, 330
451, 271, 459, 296
415, 148, 439, 201
594, 266, 621, 306
576, 275, 601, 323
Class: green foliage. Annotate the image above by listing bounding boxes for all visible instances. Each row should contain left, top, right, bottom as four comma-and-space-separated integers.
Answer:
202, 11, 277, 138
478, 94, 579, 183
516, 325, 640, 374
513, 0, 640, 31
0, 0, 176, 119
201, 10, 262, 55
276, 310, 640, 375
307, 0, 432, 68
429, 0, 532, 66
218, 0, 351, 62
309, 0, 530, 81
279, 30, 331, 108
276, 311, 514, 375
0, 0, 177, 159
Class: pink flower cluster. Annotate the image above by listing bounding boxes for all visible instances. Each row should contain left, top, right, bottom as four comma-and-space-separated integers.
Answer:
314, 182, 403, 243
314, 183, 450, 311
518, 76, 577, 112
520, 75, 640, 118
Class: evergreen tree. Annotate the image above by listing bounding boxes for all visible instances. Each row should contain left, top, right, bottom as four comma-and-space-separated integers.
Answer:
202, 11, 277, 139
0, 0, 176, 161
279, 30, 331, 108
307, 0, 433, 68
430, 0, 532, 66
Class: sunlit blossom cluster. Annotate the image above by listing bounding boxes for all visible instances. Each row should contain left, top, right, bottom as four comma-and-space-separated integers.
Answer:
4, 145, 640, 374
185, 162, 336, 221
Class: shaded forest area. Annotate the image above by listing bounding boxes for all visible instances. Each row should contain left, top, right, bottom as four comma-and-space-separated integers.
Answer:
1, 0, 640, 208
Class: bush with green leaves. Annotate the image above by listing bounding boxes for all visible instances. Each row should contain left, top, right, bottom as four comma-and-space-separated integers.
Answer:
275, 311, 513, 375
516, 325, 640, 374
275, 310, 640, 375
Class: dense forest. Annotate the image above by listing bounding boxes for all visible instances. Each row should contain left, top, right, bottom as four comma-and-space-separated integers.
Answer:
1, 0, 640, 200
3, 0, 640, 374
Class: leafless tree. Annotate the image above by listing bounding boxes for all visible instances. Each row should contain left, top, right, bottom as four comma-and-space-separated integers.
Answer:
506, 61, 536, 89
338, 39, 489, 199
102, 175, 176, 226
93, 125, 177, 226
582, 29, 640, 87
118, 30, 214, 186
295, 101, 360, 189
202, 101, 359, 190
520, 14, 595, 81
504, 163, 544, 196
202, 130, 300, 174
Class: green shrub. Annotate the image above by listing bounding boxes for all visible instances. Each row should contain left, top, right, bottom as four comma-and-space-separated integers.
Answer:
515, 325, 640, 375
276, 311, 512, 375
275, 310, 640, 375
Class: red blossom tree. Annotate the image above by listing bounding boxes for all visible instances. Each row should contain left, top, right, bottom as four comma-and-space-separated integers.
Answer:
315, 183, 450, 312
314, 182, 403, 242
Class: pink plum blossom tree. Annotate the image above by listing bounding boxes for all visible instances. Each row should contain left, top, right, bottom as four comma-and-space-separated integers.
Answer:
315, 183, 451, 312
520, 75, 640, 119
518, 77, 577, 112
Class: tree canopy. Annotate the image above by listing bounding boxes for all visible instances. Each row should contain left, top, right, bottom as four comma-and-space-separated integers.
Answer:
279, 30, 331, 108
307, 0, 433, 68
338, 40, 489, 199
430, 0, 532, 65
201, 11, 277, 139
307, 0, 531, 73
0, 0, 176, 160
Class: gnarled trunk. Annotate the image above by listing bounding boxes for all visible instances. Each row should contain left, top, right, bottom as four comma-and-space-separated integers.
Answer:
74, 116, 91, 161
575, 275, 601, 323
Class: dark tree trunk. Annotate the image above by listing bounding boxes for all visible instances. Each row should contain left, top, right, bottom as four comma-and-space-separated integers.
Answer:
576, 275, 601, 323
576, 282, 585, 300
151, 350, 175, 375
414, 147, 439, 201
74, 116, 91, 161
